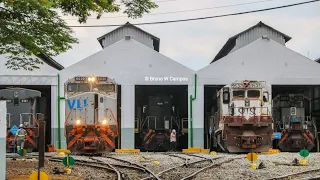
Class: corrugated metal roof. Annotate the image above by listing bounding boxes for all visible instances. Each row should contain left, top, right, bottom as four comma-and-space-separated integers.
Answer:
211, 21, 292, 64
97, 22, 160, 50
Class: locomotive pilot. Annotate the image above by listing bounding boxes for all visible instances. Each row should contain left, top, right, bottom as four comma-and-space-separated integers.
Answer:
14, 124, 28, 151
170, 129, 177, 151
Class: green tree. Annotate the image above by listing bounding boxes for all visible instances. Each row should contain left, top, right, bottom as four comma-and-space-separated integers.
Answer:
0, 0, 158, 71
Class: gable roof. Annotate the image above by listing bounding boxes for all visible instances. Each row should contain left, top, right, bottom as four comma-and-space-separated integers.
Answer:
60, 37, 194, 85
36, 52, 64, 70
198, 38, 320, 85
97, 22, 160, 50
211, 21, 292, 64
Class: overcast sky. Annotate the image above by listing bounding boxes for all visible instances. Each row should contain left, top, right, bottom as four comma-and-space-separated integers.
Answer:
54, 0, 320, 71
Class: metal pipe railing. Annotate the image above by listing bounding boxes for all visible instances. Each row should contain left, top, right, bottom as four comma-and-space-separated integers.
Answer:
105, 108, 118, 136
6, 113, 11, 128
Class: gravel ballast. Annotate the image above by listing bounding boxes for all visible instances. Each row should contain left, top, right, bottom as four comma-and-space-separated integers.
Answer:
6, 152, 320, 180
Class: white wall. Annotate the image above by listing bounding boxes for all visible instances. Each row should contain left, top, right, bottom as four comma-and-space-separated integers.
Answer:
0, 54, 59, 75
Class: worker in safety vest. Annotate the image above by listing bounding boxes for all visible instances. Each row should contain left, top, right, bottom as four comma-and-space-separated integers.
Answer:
14, 124, 27, 151
170, 129, 177, 151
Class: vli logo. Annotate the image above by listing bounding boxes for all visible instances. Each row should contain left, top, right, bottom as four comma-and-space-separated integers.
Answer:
67, 99, 87, 110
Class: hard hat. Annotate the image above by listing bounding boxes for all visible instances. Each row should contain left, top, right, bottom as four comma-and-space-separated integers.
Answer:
93, 88, 99, 92
19, 124, 24, 128
172, 129, 176, 133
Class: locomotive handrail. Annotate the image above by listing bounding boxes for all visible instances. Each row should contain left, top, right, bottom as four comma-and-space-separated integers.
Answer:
64, 108, 76, 137
6, 113, 11, 128
281, 116, 316, 131
164, 116, 179, 130
181, 118, 188, 133
20, 113, 39, 127
134, 118, 139, 133
141, 116, 157, 130
164, 116, 173, 130
64, 108, 76, 125
105, 108, 118, 136
20, 113, 40, 136
148, 116, 157, 130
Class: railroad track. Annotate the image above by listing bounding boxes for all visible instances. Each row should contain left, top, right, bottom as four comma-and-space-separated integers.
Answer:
6, 152, 244, 180
48, 155, 160, 180
267, 168, 320, 180
142, 153, 245, 180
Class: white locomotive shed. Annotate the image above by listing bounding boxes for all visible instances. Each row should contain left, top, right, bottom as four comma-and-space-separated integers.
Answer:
1, 21, 320, 152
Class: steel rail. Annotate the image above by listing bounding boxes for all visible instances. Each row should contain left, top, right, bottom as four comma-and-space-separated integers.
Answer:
90, 157, 121, 180
267, 168, 320, 180
181, 157, 244, 180
302, 175, 320, 180
105, 156, 161, 180
49, 156, 146, 172
149, 153, 224, 180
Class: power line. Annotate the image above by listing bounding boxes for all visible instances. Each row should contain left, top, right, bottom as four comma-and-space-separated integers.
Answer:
68, 0, 320, 27
63, 0, 276, 20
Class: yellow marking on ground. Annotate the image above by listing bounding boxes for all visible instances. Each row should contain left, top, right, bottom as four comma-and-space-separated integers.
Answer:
115, 149, 140, 153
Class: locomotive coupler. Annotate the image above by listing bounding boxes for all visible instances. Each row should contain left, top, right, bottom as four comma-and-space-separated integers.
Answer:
236, 136, 263, 149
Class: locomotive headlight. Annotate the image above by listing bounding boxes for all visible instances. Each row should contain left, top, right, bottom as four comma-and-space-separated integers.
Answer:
88, 77, 92, 81
76, 120, 81, 125
102, 119, 107, 125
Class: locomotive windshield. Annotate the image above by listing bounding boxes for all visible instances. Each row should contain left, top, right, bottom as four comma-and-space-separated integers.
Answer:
247, 90, 260, 98
233, 90, 245, 97
67, 83, 90, 92
67, 83, 115, 93
93, 84, 115, 92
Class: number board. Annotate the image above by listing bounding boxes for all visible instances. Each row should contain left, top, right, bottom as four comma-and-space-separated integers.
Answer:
293, 96, 303, 101
20, 99, 29, 103
6, 99, 12, 103
248, 82, 262, 88
280, 96, 289, 101
231, 83, 244, 89
97, 76, 108, 81
290, 107, 296, 116
74, 76, 86, 81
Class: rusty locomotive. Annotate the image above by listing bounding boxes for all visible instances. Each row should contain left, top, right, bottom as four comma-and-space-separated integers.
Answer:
273, 93, 316, 152
64, 75, 118, 154
0, 88, 45, 153
213, 80, 274, 153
